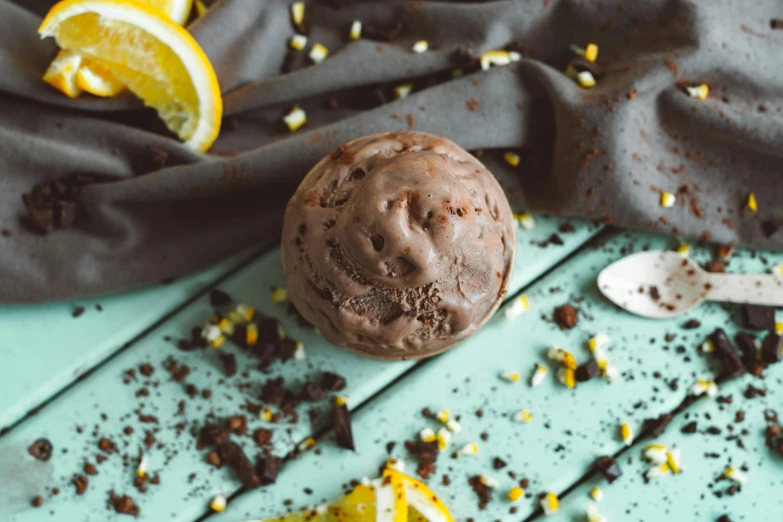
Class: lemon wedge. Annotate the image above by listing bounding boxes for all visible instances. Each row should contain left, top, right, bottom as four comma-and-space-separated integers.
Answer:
143, 0, 192, 25
262, 471, 408, 522
39, 0, 221, 152
42, 49, 83, 98
386, 469, 454, 522
75, 58, 125, 97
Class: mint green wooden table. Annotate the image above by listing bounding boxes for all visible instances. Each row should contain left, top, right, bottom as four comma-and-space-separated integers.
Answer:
1, 216, 781, 522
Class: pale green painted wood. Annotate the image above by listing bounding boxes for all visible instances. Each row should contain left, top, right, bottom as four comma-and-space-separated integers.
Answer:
0, 215, 599, 521
211, 232, 783, 522
0, 249, 259, 429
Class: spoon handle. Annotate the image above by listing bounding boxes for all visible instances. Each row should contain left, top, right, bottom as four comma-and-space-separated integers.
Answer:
706, 273, 783, 306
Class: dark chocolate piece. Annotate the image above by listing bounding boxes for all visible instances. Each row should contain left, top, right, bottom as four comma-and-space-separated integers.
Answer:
734, 332, 758, 367
219, 441, 260, 488
333, 403, 355, 451
28, 438, 53, 461
252, 428, 273, 446
219, 353, 237, 377
256, 317, 281, 357
575, 360, 600, 382
493, 457, 507, 469
300, 381, 326, 402
717, 516, 733, 522
321, 371, 347, 391
199, 423, 228, 446
209, 289, 233, 307
742, 304, 775, 330
709, 328, 745, 379
257, 455, 282, 485
226, 415, 247, 435
278, 338, 297, 361
681, 421, 698, 434
594, 456, 622, 483
760, 333, 783, 364
642, 413, 672, 437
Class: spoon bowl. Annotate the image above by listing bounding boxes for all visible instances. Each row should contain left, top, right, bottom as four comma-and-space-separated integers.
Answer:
598, 251, 783, 319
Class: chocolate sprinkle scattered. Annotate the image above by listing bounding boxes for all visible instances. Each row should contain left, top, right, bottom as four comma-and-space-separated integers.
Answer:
321, 371, 347, 391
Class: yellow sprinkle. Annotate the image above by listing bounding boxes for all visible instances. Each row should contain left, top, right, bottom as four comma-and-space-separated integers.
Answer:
293, 340, 306, 360
588, 334, 610, 351
701, 340, 715, 353
513, 212, 536, 230
298, 437, 315, 452
228, 310, 243, 324
246, 323, 258, 346
530, 364, 548, 387
456, 442, 478, 456
500, 370, 521, 383
723, 467, 748, 484
309, 43, 329, 64
577, 71, 596, 88
195, 0, 207, 17
202, 324, 225, 349
436, 428, 452, 452
747, 193, 757, 212
411, 40, 428, 54
420, 428, 436, 443
513, 409, 532, 423
686, 83, 709, 100
394, 83, 414, 99
259, 406, 272, 421
290, 2, 305, 26
277, 324, 286, 341
776, 322, 783, 335
349, 20, 362, 40
236, 304, 256, 322
504, 151, 521, 167
210, 495, 227, 512
283, 106, 307, 132
585, 43, 599, 62
677, 243, 690, 257
335, 395, 347, 407
435, 409, 450, 423
648, 463, 671, 478
644, 444, 668, 464
557, 367, 576, 389
505, 294, 530, 321
136, 454, 147, 478
590, 487, 603, 501
217, 317, 234, 335
666, 449, 681, 474
660, 192, 676, 208
541, 492, 559, 515
620, 422, 633, 446
548, 347, 577, 370
773, 265, 783, 278
480, 50, 515, 71
289, 34, 307, 50
508, 486, 524, 502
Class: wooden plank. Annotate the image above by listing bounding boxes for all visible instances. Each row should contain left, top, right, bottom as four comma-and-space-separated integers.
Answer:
210, 232, 783, 522
0, 249, 259, 429
0, 215, 601, 521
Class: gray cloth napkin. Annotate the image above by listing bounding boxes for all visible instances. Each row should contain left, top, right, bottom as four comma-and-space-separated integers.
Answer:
1, 0, 782, 303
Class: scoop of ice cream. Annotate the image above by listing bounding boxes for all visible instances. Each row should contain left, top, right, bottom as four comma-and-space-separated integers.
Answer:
281, 131, 515, 359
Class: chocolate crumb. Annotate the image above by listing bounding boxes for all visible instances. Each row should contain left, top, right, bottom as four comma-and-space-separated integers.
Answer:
72, 474, 88, 495
108, 491, 140, 516
681, 421, 698, 434
553, 304, 578, 329
321, 372, 347, 391
31, 496, 43, 507
28, 438, 53, 461
333, 403, 355, 451
594, 456, 622, 483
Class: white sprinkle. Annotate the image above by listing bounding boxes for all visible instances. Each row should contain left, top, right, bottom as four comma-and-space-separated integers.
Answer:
210, 495, 227, 512
647, 463, 671, 478
411, 40, 428, 54
603, 364, 619, 381
289, 34, 307, 51
480, 475, 500, 488
309, 43, 329, 64
201, 324, 223, 343
136, 453, 148, 477
588, 333, 611, 351
701, 340, 715, 353
660, 192, 676, 208
530, 364, 548, 387
540, 492, 559, 515
435, 409, 450, 423
386, 458, 404, 472
420, 427, 436, 443
359, 476, 371, 486
293, 340, 306, 360
456, 442, 479, 456
500, 370, 521, 383
513, 212, 536, 230
446, 418, 462, 434
587, 502, 607, 522
513, 409, 532, 423
436, 428, 451, 452
644, 444, 668, 465
349, 20, 362, 40
394, 83, 414, 99
723, 467, 748, 484
691, 379, 718, 397
283, 106, 307, 132
504, 294, 530, 321
271, 287, 289, 303
590, 487, 603, 502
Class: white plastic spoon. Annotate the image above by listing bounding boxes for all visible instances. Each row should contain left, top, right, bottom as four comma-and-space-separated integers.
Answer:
597, 251, 783, 319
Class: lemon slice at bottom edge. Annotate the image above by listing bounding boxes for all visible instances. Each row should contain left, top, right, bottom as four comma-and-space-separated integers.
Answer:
386, 469, 455, 522
39, 0, 222, 152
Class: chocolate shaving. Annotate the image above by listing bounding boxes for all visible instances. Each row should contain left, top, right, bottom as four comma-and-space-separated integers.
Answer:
333, 403, 355, 451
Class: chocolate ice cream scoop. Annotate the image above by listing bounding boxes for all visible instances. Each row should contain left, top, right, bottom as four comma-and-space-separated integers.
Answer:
281, 131, 515, 359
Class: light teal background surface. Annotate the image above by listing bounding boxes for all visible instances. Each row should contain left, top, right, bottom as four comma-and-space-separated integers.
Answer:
2, 216, 782, 522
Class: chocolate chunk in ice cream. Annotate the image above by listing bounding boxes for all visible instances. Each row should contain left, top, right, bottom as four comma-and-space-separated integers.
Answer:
281, 131, 515, 359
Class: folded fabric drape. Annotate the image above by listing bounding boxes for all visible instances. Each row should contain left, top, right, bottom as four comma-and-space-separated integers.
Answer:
1, 0, 781, 303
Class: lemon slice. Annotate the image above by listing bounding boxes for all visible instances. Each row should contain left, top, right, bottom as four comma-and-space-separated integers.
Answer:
42, 49, 83, 98
39, 0, 222, 152
75, 58, 125, 97
142, 0, 192, 25
386, 469, 454, 522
